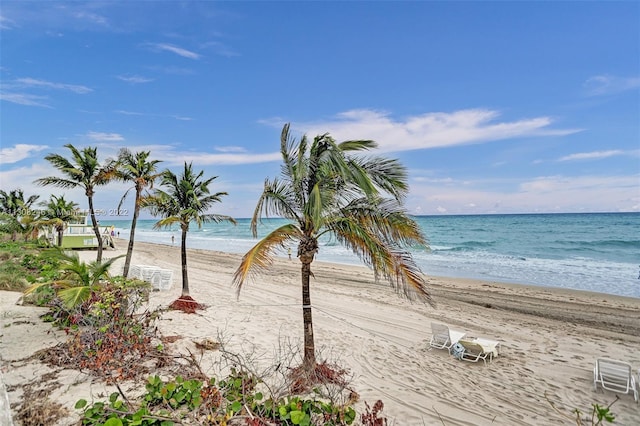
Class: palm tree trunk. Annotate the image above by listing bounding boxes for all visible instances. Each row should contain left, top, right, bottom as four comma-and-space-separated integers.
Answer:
180, 227, 189, 296
122, 190, 140, 278
301, 261, 316, 367
57, 227, 63, 246
87, 196, 103, 262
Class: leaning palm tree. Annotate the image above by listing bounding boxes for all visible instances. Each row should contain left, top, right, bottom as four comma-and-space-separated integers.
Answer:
35, 144, 116, 262
233, 123, 432, 368
143, 162, 236, 311
38, 195, 79, 246
115, 149, 162, 278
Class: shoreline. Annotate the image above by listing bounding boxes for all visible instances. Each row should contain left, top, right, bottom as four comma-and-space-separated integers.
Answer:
2, 239, 640, 424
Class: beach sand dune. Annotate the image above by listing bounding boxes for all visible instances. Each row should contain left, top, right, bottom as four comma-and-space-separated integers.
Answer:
2, 240, 639, 425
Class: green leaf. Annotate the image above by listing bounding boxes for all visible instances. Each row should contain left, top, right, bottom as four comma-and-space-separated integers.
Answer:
290, 410, 307, 425
278, 405, 289, 418
109, 392, 119, 403
103, 419, 123, 426
230, 400, 242, 413
74, 399, 87, 409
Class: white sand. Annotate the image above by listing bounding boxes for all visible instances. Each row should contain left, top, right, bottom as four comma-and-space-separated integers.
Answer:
1, 240, 639, 425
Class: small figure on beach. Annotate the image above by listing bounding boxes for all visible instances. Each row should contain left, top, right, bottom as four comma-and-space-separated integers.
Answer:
288, 247, 292, 260
171, 235, 175, 246
117, 231, 120, 238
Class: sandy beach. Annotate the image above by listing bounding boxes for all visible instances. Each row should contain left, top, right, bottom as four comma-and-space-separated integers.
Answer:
2, 239, 640, 425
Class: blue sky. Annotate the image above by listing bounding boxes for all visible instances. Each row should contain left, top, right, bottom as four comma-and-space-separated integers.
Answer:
1, 1, 639, 219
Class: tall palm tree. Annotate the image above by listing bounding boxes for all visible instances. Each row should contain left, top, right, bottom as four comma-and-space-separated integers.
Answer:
143, 162, 236, 305
0, 189, 40, 240
233, 124, 431, 368
38, 195, 80, 246
115, 149, 162, 278
35, 144, 116, 262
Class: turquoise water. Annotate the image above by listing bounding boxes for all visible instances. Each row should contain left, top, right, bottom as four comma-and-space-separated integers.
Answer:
104, 213, 640, 298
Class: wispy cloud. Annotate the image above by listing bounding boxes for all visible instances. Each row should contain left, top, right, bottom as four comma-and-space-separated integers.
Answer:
117, 75, 154, 84
201, 40, 240, 57
0, 14, 17, 30
115, 110, 193, 121
147, 43, 201, 59
74, 11, 108, 26
213, 146, 247, 153
15, 77, 92, 94
557, 150, 629, 162
0, 144, 49, 163
584, 74, 640, 96
0, 92, 51, 107
172, 152, 281, 166
86, 131, 124, 142
278, 109, 581, 153
115, 110, 146, 116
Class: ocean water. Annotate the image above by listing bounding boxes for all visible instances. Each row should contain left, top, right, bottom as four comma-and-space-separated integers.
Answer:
104, 213, 640, 298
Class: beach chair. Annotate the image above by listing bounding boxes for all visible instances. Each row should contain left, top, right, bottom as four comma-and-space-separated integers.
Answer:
429, 323, 466, 352
456, 338, 501, 365
593, 358, 638, 402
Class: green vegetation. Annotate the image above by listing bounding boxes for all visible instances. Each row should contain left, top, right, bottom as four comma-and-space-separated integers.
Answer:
76, 374, 357, 425
233, 123, 432, 368
0, 240, 60, 292
0, 189, 41, 241
24, 248, 124, 309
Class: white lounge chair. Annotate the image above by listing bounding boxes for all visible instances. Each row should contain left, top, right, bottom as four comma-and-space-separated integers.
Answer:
456, 338, 501, 365
593, 358, 638, 402
429, 323, 466, 352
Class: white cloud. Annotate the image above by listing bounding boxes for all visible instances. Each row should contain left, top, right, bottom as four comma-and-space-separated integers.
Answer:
584, 74, 640, 96
114, 110, 193, 121
0, 144, 49, 163
172, 152, 282, 166
407, 173, 640, 214
287, 109, 581, 153
214, 146, 247, 153
0, 92, 51, 107
117, 75, 154, 84
115, 110, 146, 116
201, 40, 240, 57
15, 77, 92, 94
148, 43, 200, 59
0, 14, 16, 30
558, 150, 626, 162
74, 11, 108, 26
86, 131, 125, 142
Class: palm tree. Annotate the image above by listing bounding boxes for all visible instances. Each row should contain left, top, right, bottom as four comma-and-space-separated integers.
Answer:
233, 124, 431, 368
35, 144, 116, 262
38, 195, 80, 246
0, 189, 41, 240
143, 162, 236, 308
115, 149, 162, 278
25, 249, 124, 309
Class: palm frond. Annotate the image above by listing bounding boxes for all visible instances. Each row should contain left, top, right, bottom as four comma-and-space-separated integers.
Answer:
58, 286, 92, 309
327, 209, 432, 304
337, 139, 377, 152
34, 177, 80, 189
233, 223, 301, 293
